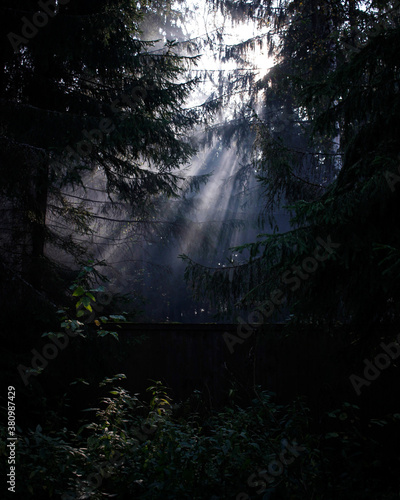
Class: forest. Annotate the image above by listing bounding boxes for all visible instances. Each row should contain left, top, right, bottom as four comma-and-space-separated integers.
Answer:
1, 0, 400, 498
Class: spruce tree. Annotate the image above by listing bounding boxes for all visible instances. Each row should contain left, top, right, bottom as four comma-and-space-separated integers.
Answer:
0, 0, 199, 295
185, 0, 400, 333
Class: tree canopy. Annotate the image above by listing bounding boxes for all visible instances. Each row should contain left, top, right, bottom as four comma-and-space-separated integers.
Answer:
0, 0, 199, 298
184, 0, 400, 332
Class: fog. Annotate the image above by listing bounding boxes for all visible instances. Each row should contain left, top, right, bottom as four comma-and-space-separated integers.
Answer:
46, 5, 292, 322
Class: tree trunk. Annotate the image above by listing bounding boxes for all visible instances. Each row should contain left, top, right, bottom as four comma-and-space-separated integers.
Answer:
26, 153, 49, 290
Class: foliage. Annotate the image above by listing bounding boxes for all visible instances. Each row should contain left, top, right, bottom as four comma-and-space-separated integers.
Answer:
0, 0, 200, 295
184, 0, 400, 333
2, 381, 399, 499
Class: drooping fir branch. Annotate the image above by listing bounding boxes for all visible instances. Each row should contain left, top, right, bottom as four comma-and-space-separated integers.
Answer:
182, 0, 400, 328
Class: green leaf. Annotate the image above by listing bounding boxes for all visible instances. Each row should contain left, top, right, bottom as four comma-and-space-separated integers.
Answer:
325, 432, 339, 439
109, 315, 126, 322
41, 331, 54, 338
97, 330, 119, 341
81, 296, 91, 307
72, 286, 85, 297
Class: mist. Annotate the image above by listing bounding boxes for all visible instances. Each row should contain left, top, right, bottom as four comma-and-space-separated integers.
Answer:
44, 4, 292, 323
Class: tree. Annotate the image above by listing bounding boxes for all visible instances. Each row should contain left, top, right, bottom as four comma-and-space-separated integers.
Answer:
184, 0, 400, 333
0, 0, 199, 298
68, 3, 276, 322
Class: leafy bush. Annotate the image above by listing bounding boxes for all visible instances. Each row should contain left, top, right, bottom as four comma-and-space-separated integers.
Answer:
2, 382, 399, 499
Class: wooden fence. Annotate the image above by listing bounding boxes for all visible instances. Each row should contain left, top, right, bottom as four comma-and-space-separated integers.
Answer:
85, 322, 362, 412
